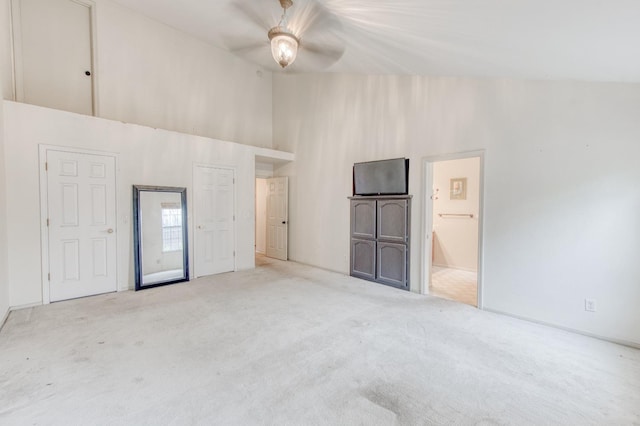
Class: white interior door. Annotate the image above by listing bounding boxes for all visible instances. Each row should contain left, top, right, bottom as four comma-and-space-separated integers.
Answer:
194, 165, 235, 277
255, 178, 267, 254
266, 177, 288, 261
46, 150, 117, 302
15, 0, 94, 115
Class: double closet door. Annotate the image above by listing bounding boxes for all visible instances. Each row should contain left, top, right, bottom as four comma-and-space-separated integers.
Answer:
349, 196, 411, 290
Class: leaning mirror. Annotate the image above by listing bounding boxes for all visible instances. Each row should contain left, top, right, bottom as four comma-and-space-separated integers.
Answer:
133, 185, 189, 291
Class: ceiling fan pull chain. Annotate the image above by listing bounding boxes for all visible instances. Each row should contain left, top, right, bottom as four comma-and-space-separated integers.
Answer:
279, 11, 287, 28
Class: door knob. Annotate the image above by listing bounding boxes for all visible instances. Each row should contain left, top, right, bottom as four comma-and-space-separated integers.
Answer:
85, 71, 91, 76
282, 221, 287, 224
107, 228, 114, 234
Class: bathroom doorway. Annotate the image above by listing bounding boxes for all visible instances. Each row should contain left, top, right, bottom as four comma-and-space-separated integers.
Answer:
422, 152, 484, 307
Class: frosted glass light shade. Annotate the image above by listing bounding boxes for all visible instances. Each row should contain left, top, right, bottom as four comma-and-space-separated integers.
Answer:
269, 29, 299, 68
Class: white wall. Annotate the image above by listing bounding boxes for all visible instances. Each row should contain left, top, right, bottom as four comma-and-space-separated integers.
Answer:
8, 0, 273, 148
3, 101, 267, 308
0, 0, 11, 324
0, 82, 8, 324
273, 74, 640, 346
0, 96, 10, 327
0, 0, 11, 100
432, 157, 480, 271
255, 178, 267, 254
0, 97, 10, 327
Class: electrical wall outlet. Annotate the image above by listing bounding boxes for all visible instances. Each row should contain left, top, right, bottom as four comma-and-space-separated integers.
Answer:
585, 299, 597, 312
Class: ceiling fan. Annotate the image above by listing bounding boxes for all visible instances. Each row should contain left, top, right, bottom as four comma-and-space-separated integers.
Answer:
226, 0, 345, 71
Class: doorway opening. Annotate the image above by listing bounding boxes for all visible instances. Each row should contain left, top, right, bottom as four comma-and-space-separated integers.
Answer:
422, 152, 484, 308
255, 177, 289, 261
255, 177, 268, 256
255, 153, 293, 265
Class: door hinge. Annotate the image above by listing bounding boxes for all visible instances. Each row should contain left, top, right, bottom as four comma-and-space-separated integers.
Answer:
233, 215, 235, 221
46, 218, 50, 227
45, 162, 48, 171
48, 273, 50, 281
233, 251, 236, 257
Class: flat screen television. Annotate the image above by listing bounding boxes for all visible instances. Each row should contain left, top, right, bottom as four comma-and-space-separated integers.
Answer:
353, 158, 409, 196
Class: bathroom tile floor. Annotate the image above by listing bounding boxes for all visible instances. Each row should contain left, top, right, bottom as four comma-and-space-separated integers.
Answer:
430, 266, 478, 307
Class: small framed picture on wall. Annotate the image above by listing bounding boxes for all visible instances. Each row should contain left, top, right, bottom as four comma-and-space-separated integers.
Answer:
450, 177, 467, 200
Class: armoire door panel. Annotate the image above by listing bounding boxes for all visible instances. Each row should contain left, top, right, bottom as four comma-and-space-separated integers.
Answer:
351, 238, 376, 280
377, 199, 408, 242
351, 199, 376, 239
377, 242, 407, 288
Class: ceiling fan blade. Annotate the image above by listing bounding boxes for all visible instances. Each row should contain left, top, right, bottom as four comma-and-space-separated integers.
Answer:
228, 41, 269, 55
296, 41, 345, 70
288, 0, 343, 40
225, 41, 283, 72
230, 1, 274, 32
302, 42, 344, 61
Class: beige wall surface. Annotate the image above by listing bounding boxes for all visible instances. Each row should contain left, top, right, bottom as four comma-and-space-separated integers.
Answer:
273, 73, 640, 346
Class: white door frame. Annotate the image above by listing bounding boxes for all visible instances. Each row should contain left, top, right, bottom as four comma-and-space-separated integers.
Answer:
11, 0, 100, 115
38, 144, 119, 304
192, 163, 237, 278
421, 150, 486, 308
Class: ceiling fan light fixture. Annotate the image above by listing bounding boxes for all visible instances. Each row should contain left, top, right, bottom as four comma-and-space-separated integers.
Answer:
268, 27, 299, 68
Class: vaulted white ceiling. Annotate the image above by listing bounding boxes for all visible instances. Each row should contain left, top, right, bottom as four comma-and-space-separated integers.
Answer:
111, 0, 640, 82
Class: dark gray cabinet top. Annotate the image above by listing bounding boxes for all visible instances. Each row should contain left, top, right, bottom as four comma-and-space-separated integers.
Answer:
349, 195, 413, 200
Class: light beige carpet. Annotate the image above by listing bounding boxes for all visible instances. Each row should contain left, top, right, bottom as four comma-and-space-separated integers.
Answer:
1, 257, 639, 425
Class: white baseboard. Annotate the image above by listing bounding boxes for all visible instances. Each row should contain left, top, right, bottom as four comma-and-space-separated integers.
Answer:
483, 307, 640, 349
432, 263, 477, 273
0, 307, 9, 331
10, 302, 41, 311
1, 302, 42, 331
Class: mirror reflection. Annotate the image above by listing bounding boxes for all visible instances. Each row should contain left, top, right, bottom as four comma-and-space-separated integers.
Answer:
133, 186, 189, 290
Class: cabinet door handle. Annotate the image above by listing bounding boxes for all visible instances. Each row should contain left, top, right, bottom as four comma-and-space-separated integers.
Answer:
282, 221, 287, 225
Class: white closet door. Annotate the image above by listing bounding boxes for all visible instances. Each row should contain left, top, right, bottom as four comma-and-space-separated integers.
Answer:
194, 165, 236, 277
47, 150, 117, 302
16, 0, 94, 115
